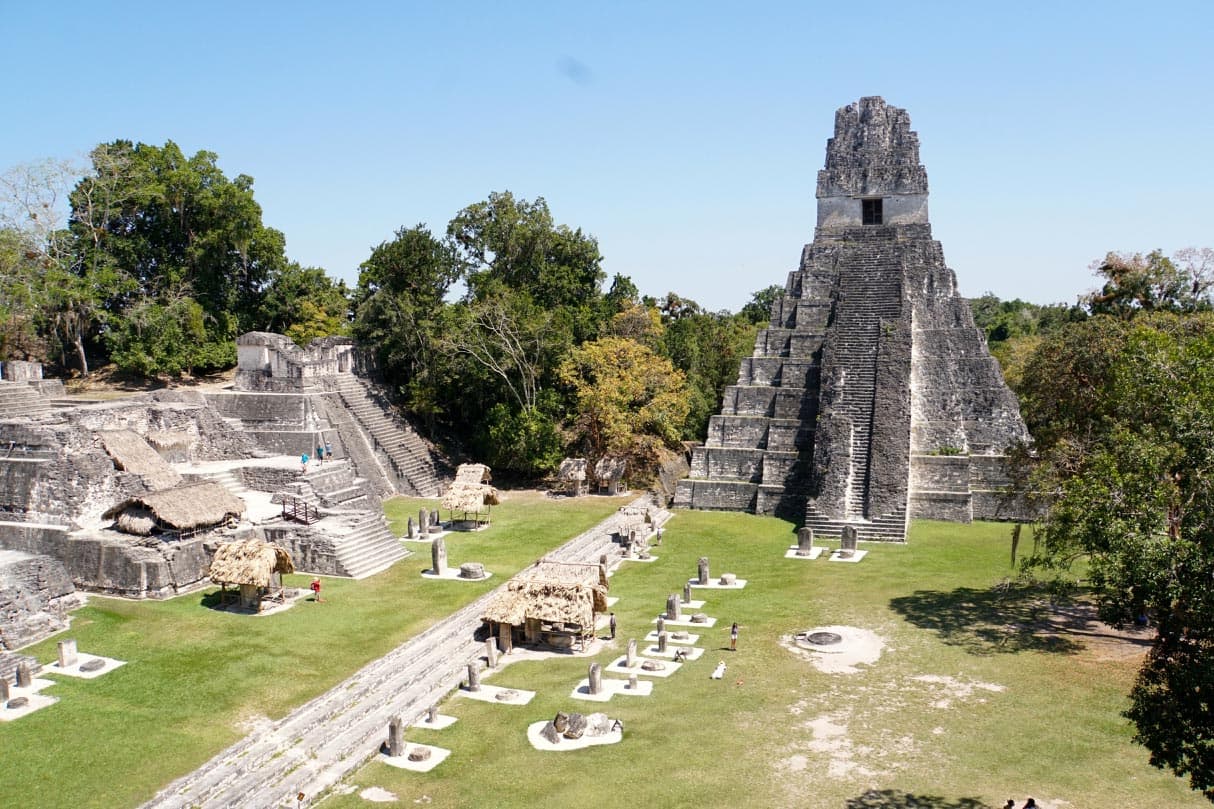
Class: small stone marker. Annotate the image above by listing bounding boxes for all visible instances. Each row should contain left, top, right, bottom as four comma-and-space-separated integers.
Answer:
466, 662, 481, 692
485, 637, 498, 669
682, 581, 692, 604
6, 696, 29, 709
387, 716, 405, 757
564, 712, 588, 739
690, 613, 708, 624
656, 615, 666, 635
626, 639, 637, 668
431, 536, 447, 575
641, 660, 665, 672
407, 517, 416, 539
419, 508, 430, 534
666, 593, 681, 621
459, 562, 485, 580
554, 711, 569, 733
628, 530, 637, 558
408, 746, 432, 762
429, 517, 441, 535
841, 525, 859, 554
628, 673, 638, 690
698, 556, 710, 585
540, 721, 561, 744
720, 573, 736, 586
427, 704, 439, 724
16, 662, 32, 689
797, 526, 814, 556
80, 658, 105, 673
58, 638, 78, 668
672, 631, 689, 640
495, 689, 518, 702
588, 662, 602, 695
657, 631, 667, 653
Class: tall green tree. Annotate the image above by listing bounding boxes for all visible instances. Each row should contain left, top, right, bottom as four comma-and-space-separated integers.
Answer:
68, 140, 287, 375
1016, 309, 1214, 799
261, 262, 350, 345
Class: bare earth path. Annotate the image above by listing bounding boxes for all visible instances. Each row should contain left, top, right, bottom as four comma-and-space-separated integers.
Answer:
142, 497, 664, 809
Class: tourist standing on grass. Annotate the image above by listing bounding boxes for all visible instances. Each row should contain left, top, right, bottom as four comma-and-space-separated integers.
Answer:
311, 577, 323, 602
730, 622, 739, 651
609, 612, 617, 639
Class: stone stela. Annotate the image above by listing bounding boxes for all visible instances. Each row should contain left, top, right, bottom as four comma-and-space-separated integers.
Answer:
675, 96, 1029, 542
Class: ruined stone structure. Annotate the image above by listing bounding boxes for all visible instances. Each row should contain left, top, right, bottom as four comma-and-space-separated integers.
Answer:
675, 97, 1027, 540
0, 334, 450, 647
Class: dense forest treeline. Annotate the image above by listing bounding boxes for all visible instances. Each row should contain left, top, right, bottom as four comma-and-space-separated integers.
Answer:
0, 141, 772, 481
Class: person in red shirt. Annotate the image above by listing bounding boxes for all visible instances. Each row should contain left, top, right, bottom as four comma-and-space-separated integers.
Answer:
310, 577, 323, 603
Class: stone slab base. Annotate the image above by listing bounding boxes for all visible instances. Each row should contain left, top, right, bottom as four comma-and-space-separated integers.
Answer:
458, 684, 534, 705
412, 714, 457, 730
605, 656, 683, 678
379, 743, 450, 772
643, 644, 705, 661
570, 677, 653, 702
688, 578, 748, 590
619, 555, 658, 564
785, 546, 825, 560
46, 653, 125, 679
0, 691, 56, 721
828, 549, 869, 563
653, 615, 718, 628
643, 631, 700, 645
527, 720, 622, 751
420, 569, 493, 582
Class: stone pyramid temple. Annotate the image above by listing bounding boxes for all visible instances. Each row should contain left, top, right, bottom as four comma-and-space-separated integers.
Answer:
674, 97, 1027, 541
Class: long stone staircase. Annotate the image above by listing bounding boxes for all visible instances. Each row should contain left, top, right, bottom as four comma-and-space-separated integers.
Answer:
142, 496, 666, 809
0, 381, 53, 420
330, 513, 405, 579
331, 377, 445, 497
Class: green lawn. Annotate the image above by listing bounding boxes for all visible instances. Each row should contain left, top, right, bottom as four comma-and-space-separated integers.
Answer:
318, 513, 1204, 809
0, 491, 628, 808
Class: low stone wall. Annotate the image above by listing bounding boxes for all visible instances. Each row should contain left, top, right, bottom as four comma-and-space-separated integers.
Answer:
0, 550, 82, 650
262, 525, 341, 576
237, 466, 300, 493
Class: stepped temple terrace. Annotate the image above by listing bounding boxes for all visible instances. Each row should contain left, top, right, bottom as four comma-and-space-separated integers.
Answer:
674, 97, 1028, 541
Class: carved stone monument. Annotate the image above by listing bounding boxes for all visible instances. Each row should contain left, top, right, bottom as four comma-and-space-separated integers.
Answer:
797, 527, 815, 556
840, 525, 859, 556
430, 537, 447, 575
657, 631, 668, 653
626, 639, 637, 668
656, 615, 666, 635
15, 662, 32, 688
485, 637, 498, 669
588, 662, 602, 695
683, 581, 692, 604
666, 593, 681, 622
466, 662, 480, 692
407, 517, 416, 540
698, 557, 710, 585
57, 638, 78, 668
675, 97, 1030, 541
386, 716, 405, 757
419, 508, 430, 535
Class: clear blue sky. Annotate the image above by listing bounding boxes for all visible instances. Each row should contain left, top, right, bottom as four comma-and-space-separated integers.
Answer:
3, 1, 1211, 311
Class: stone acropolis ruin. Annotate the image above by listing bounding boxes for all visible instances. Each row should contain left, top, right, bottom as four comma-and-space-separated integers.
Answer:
675, 97, 1028, 541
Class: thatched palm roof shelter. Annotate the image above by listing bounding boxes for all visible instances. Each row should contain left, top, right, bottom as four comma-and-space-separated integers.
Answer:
99, 429, 183, 490
593, 456, 627, 495
481, 558, 608, 650
209, 538, 294, 586
556, 458, 588, 496
442, 463, 499, 526
209, 538, 294, 611
105, 481, 246, 537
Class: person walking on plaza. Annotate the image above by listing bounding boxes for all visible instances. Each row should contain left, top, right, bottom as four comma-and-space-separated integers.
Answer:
609, 612, 617, 639
730, 622, 739, 651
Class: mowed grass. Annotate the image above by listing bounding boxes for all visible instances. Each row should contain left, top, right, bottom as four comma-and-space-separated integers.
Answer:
0, 491, 628, 808
319, 513, 1205, 809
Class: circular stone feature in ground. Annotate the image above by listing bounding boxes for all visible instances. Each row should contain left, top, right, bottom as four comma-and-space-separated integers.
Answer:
798, 631, 843, 647
781, 625, 885, 674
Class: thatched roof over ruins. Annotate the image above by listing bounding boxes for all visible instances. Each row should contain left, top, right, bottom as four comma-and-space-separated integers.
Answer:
441, 481, 500, 513
558, 458, 587, 481
104, 481, 245, 531
99, 429, 183, 490
594, 456, 626, 481
454, 463, 491, 485
481, 558, 609, 626
209, 538, 294, 586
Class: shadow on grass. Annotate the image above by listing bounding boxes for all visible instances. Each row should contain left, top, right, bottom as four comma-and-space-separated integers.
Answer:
889, 583, 1090, 655
845, 789, 994, 808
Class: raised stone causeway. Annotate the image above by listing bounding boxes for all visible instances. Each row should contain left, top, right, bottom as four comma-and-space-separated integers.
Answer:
675, 97, 1028, 540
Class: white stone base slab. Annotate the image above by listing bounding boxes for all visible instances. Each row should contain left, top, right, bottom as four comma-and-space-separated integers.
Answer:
605, 596, 620, 607
9, 676, 55, 694
829, 549, 868, 563
605, 656, 683, 678
420, 568, 493, 582
643, 644, 705, 661
678, 599, 706, 609
570, 677, 654, 701
379, 743, 450, 772
412, 713, 458, 730
688, 578, 747, 590
47, 653, 125, 679
0, 691, 57, 721
785, 546, 825, 560
527, 720, 622, 751
619, 555, 658, 563
644, 631, 699, 645
654, 615, 717, 629
459, 683, 535, 705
